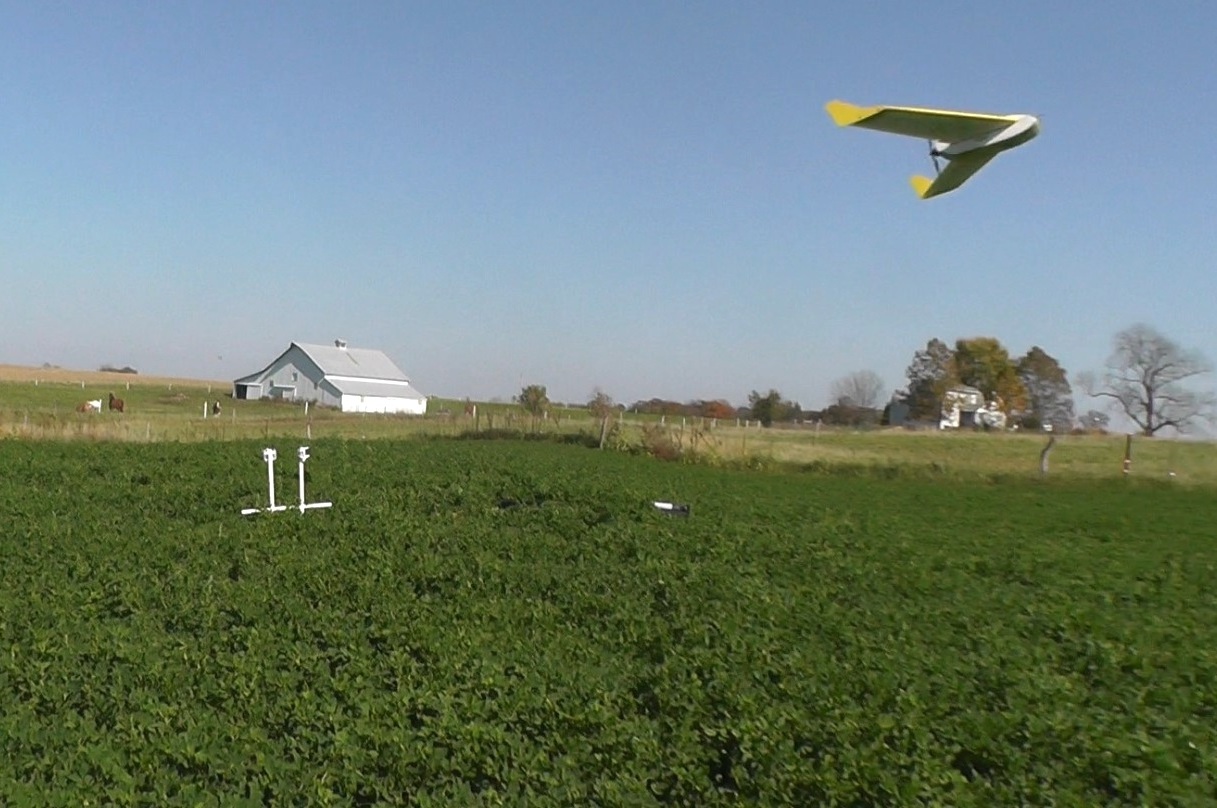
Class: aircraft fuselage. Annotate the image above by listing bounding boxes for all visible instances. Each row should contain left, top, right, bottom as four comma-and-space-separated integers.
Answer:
932, 115, 1040, 160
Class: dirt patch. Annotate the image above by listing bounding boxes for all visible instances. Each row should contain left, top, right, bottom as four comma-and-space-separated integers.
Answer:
0, 364, 224, 388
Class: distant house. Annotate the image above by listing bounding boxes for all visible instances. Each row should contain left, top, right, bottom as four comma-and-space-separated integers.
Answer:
937, 384, 1014, 430
232, 340, 427, 415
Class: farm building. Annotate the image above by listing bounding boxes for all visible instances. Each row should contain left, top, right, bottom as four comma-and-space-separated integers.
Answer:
232, 340, 427, 414
939, 384, 1008, 430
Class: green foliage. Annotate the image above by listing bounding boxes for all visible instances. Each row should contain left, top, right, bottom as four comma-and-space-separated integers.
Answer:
903, 338, 957, 420
587, 389, 616, 449
904, 338, 1067, 421
746, 389, 799, 427
2, 440, 1217, 803
639, 423, 684, 461
1017, 346, 1074, 431
516, 384, 550, 423
587, 388, 613, 419
954, 336, 1028, 412
819, 402, 880, 427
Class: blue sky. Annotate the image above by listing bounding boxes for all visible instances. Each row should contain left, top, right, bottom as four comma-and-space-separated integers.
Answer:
3, 2, 1215, 411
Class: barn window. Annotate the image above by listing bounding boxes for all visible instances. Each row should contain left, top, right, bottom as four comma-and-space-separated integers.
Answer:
291, 371, 299, 381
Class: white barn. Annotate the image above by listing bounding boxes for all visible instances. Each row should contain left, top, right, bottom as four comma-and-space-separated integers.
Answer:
233, 340, 428, 415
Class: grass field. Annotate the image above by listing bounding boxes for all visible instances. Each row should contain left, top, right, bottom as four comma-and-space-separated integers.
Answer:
2, 438, 1215, 803
2, 364, 1214, 486
0, 367, 596, 443
3, 363, 1217, 801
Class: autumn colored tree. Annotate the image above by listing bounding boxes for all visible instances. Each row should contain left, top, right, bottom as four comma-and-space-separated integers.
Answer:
629, 399, 689, 416
954, 337, 1028, 413
697, 400, 736, 420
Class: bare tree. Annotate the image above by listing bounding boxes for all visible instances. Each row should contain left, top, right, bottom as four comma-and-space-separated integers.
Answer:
831, 370, 885, 409
1077, 324, 1215, 437
588, 387, 615, 449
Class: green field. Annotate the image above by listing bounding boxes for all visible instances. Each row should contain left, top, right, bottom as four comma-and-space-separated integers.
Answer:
4, 375, 1217, 487
2, 438, 1215, 804
0, 376, 606, 443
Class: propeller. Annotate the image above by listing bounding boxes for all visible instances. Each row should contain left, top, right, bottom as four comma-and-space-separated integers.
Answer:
927, 140, 943, 176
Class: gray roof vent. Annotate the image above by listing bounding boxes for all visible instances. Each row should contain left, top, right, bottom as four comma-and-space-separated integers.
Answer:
334, 339, 348, 349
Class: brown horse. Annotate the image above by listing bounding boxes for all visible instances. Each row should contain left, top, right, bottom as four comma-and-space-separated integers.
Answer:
108, 392, 125, 413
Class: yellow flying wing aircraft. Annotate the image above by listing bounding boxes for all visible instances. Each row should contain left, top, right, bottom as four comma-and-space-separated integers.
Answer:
825, 100, 1039, 199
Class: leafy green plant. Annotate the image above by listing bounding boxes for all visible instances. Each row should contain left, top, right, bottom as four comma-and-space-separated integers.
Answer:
1, 438, 1215, 803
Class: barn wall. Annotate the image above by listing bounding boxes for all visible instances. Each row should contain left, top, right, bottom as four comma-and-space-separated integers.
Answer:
340, 395, 427, 415
316, 380, 344, 408
257, 345, 325, 402
233, 383, 261, 400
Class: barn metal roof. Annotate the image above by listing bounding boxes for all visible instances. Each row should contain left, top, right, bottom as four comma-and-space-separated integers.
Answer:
322, 378, 427, 400
294, 342, 410, 382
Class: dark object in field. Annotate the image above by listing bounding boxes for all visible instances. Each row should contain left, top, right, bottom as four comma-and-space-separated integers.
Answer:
653, 501, 691, 517
108, 392, 125, 413
497, 496, 549, 510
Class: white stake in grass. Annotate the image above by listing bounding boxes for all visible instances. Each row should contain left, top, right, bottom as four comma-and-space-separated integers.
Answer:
240, 446, 331, 516
241, 448, 288, 515
295, 446, 332, 513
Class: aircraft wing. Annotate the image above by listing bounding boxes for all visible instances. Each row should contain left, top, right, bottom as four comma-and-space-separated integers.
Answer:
826, 100, 1020, 142
909, 152, 997, 199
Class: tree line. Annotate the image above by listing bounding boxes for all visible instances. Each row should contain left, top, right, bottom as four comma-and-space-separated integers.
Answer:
511, 324, 1213, 437
897, 324, 1214, 435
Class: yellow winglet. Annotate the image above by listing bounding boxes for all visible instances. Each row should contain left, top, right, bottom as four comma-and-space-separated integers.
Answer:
909, 175, 934, 199
825, 99, 880, 127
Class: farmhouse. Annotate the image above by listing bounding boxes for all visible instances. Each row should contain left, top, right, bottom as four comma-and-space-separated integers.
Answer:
939, 385, 985, 429
939, 384, 1009, 431
232, 340, 427, 415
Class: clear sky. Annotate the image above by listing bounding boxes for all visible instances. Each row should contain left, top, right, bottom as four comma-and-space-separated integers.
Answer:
3, 1, 1215, 411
